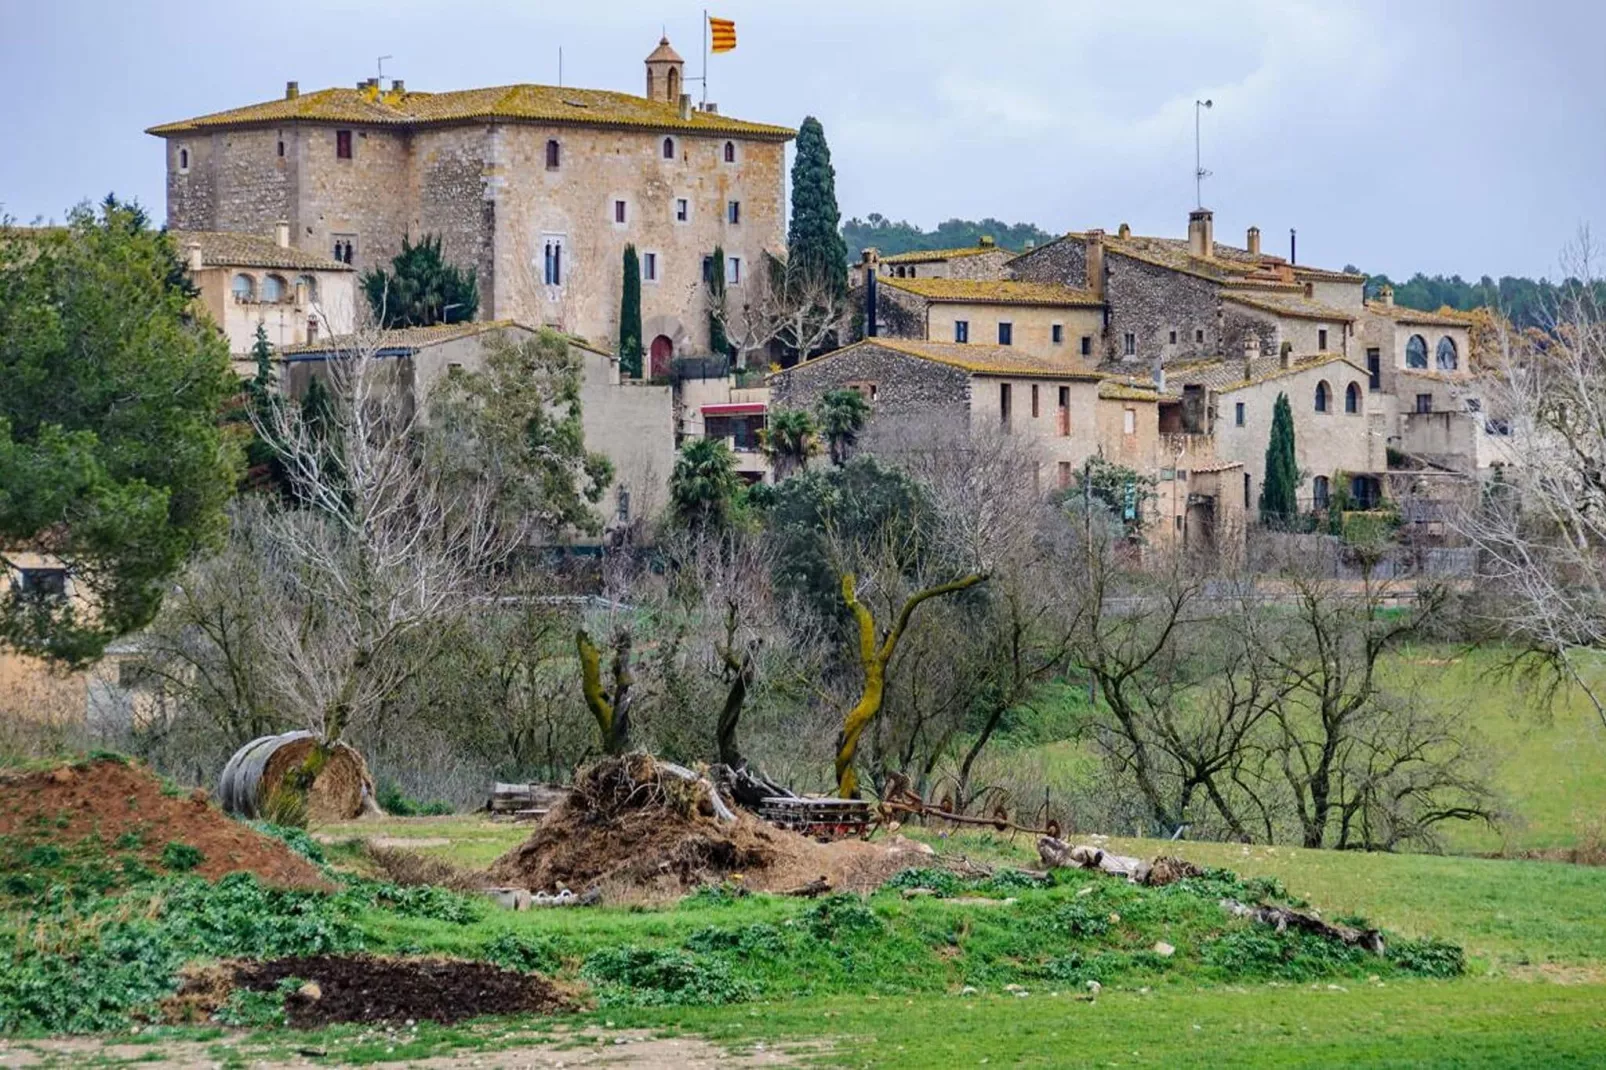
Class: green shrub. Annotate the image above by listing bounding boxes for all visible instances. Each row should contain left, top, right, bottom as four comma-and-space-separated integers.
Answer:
376, 779, 454, 817
1388, 937, 1465, 978
251, 822, 327, 865
1201, 927, 1371, 981
680, 881, 751, 908
804, 894, 882, 941
217, 977, 302, 1027
683, 923, 785, 955
481, 932, 562, 974
581, 946, 758, 1008
160, 842, 204, 872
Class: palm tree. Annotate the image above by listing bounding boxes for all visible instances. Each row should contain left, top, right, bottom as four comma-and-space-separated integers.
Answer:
759, 407, 819, 481
670, 437, 743, 533
817, 389, 871, 466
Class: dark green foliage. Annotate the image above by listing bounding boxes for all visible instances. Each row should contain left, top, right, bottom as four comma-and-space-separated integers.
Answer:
217, 977, 301, 1027
787, 117, 849, 295
680, 881, 751, 908
619, 244, 643, 378
481, 932, 562, 974
1200, 927, 1374, 981
882, 867, 1050, 899
803, 894, 882, 941
1056, 456, 1159, 537
250, 822, 327, 865
347, 877, 484, 925
1259, 392, 1300, 527
376, 779, 454, 817
1387, 937, 1465, 977
159, 841, 203, 872
1360, 269, 1606, 333
816, 389, 871, 466
360, 234, 478, 328
0, 198, 240, 664
841, 214, 1058, 260
707, 246, 731, 357
683, 923, 785, 956
669, 437, 744, 534
581, 946, 759, 1007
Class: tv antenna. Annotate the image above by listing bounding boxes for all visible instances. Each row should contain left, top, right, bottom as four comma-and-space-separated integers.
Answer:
377, 55, 394, 84
1194, 99, 1213, 208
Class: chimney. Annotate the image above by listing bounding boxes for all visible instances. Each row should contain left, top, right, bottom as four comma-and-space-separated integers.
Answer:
978, 235, 995, 248
274, 219, 290, 249
703, 102, 719, 114
1023, 239, 1035, 250
1289, 228, 1297, 265
185, 242, 203, 273
1279, 340, 1293, 370
1378, 283, 1394, 307
1242, 333, 1260, 380
862, 249, 880, 338
678, 93, 692, 121
1117, 222, 1131, 239
390, 79, 405, 94
1152, 356, 1166, 395
1084, 228, 1106, 299
1187, 208, 1214, 259
1246, 226, 1261, 257
285, 80, 300, 100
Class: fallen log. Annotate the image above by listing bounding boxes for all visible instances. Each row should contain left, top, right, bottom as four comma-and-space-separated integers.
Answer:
1221, 899, 1385, 955
658, 761, 737, 825
783, 877, 832, 898
1037, 836, 1151, 884
713, 762, 798, 811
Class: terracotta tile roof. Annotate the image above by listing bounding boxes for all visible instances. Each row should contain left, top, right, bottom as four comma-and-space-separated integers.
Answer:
1190, 459, 1246, 473
148, 83, 795, 140
880, 244, 1009, 264
878, 276, 1103, 307
1037, 229, 1359, 292
1166, 352, 1368, 394
1222, 291, 1356, 323
786, 338, 1108, 381
281, 319, 532, 356
1365, 301, 1475, 327
169, 229, 351, 272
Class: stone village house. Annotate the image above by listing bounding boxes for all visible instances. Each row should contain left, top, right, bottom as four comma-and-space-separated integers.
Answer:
148, 37, 794, 368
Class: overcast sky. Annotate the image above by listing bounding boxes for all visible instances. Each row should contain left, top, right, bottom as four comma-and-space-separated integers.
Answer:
2, 0, 1601, 279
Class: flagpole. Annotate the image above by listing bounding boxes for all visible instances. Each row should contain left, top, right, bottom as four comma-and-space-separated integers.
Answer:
702, 9, 709, 106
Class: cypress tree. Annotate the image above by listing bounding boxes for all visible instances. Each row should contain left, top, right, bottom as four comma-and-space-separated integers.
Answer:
1259, 391, 1301, 527
707, 246, 730, 358
619, 244, 643, 378
787, 117, 848, 294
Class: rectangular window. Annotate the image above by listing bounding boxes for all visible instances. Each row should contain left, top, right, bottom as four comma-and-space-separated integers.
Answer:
542, 235, 565, 286
277, 139, 285, 158
1195, 328, 1204, 343
1123, 332, 1136, 356
17, 567, 67, 602
642, 252, 658, 281
1058, 461, 1072, 489
726, 256, 742, 285
1175, 514, 1183, 531
1416, 393, 1433, 414
1052, 324, 1064, 344
1169, 330, 1178, 345
675, 198, 689, 222
728, 200, 741, 225
1030, 383, 1040, 418
1318, 328, 1329, 350
999, 383, 1012, 429
335, 130, 352, 159
954, 320, 969, 343
1244, 473, 1252, 507
1235, 401, 1245, 426
702, 256, 714, 284
998, 322, 1013, 346
1057, 385, 1070, 436
1081, 335, 1092, 357
1367, 347, 1381, 390
614, 200, 627, 224
1123, 407, 1136, 435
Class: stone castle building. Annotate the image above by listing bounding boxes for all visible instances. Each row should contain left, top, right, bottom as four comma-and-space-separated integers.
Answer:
148, 37, 794, 362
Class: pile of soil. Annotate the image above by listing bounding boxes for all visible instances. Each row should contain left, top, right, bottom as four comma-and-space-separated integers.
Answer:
233, 955, 570, 1026
487, 755, 939, 900
0, 757, 328, 890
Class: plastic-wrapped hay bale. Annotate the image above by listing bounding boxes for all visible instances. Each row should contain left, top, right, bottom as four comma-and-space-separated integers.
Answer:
218, 730, 379, 822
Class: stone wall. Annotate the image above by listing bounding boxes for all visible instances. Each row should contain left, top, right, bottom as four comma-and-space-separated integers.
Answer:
1006, 235, 1088, 290
1104, 254, 1220, 367
770, 344, 972, 437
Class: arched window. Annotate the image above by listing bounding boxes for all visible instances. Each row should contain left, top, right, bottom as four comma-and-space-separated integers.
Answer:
297, 275, 318, 303
261, 274, 287, 303
545, 139, 561, 170
1315, 380, 1330, 413
662, 136, 675, 160
723, 141, 736, 164
231, 274, 255, 302
179, 147, 189, 171
667, 66, 681, 100
1345, 381, 1361, 414
1437, 336, 1459, 371
1313, 475, 1330, 510
1406, 334, 1428, 369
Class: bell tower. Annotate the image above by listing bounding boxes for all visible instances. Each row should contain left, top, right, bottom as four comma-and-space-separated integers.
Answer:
644, 36, 684, 103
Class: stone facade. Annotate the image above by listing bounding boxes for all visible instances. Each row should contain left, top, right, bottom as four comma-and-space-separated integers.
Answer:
151, 39, 793, 359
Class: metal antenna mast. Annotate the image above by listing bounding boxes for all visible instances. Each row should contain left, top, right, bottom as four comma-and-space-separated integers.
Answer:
1194, 99, 1213, 208
377, 55, 393, 85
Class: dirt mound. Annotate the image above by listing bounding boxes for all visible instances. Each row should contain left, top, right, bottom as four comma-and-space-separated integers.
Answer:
0, 757, 328, 890
235, 955, 569, 1026
487, 755, 939, 900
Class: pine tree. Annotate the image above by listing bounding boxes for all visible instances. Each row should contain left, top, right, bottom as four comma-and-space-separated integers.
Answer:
1259, 391, 1301, 528
787, 117, 848, 295
619, 244, 643, 378
707, 246, 730, 358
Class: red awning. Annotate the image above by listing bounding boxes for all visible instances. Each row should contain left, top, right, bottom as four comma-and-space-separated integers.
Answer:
702, 403, 767, 416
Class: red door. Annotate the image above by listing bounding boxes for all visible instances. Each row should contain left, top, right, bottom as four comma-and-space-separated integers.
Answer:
649, 335, 674, 379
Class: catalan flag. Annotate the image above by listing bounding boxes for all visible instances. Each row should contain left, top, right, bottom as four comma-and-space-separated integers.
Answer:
709, 15, 737, 53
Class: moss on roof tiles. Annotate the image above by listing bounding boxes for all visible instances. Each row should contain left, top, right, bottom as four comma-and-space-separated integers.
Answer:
879, 245, 1009, 264
878, 276, 1102, 307
782, 338, 1108, 381
169, 230, 352, 272
1365, 301, 1474, 327
280, 319, 526, 355
1098, 381, 1161, 402
148, 84, 794, 140
1166, 352, 1368, 394
1222, 291, 1356, 322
